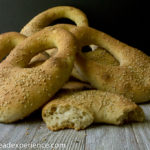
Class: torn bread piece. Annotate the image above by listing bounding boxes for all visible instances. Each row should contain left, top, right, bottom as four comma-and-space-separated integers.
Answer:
42, 103, 94, 131
42, 90, 145, 131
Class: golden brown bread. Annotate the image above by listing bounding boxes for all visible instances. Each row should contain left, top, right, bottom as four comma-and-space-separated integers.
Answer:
84, 48, 119, 66
20, 6, 88, 36
28, 49, 55, 67
42, 90, 145, 131
30, 46, 119, 83
0, 27, 77, 123
20, 6, 119, 83
29, 48, 93, 90
72, 47, 119, 81
0, 6, 147, 133
0, 32, 26, 61
52, 24, 150, 103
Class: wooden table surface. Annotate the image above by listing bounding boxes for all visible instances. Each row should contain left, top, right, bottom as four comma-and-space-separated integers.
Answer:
0, 103, 150, 150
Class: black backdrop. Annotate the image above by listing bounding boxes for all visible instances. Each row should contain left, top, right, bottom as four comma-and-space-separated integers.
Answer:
0, 0, 149, 54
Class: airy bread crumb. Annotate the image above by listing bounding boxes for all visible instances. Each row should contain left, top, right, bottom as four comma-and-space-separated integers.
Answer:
43, 104, 94, 131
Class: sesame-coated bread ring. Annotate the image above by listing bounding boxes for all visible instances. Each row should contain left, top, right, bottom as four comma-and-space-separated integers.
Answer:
28, 49, 54, 67
53, 24, 150, 103
29, 48, 93, 90
31, 47, 119, 82
29, 48, 93, 91
0, 32, 26, 62
0, 27, 77, 123
72, 47, 119, 82
42, 90, 144, 131
20, 6, 88, 36
0, 32, 53, 67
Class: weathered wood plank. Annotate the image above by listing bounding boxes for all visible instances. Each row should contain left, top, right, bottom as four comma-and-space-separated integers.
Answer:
85, 103, 150, 150
31, 122, 86, 150
0, 111, 42, 149
0, 111, 86, 150
85, 124, 140, 150
0, 104, 150, 150
131, 104, 150, 150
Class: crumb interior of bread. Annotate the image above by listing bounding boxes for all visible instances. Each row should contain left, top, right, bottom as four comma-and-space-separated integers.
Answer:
43, 105, 93, 130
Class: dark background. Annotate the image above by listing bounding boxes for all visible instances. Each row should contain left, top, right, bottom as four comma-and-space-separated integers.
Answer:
0, 0, 149, 54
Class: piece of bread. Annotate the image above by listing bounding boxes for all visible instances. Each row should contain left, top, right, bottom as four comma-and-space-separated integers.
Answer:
28, 48, 56, 67
0, 32, 26, 62
0, 27, 77, 123
53, 24, 150, 103
30, 43, 119, 83
42, 90, 145, 131
29, 48, 93, 90
72, 47, 119, 82
20, 6, 88, 36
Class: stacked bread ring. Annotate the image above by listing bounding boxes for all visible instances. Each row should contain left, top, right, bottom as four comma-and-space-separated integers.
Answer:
0, 6, 149, 131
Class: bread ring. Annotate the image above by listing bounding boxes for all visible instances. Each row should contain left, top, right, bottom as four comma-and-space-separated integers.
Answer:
53, 24, 150, 103
28, 48, 56, 67
20, 6, 88, 36
0, 27, 77, 123
31, 43, 119, 82
29, 48, 93, 90
42, 90, 145, 131
0, 32, 26, 62
72, 47, 119, 82
29, 47, 93, 91
0, 32, 52, 68
53, 24, 119, 81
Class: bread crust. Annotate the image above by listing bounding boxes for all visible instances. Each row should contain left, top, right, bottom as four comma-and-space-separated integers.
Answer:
0, 27, 77, 123
20, 6, 119, 84
42, 90, 145, 131
0, 32, 26, 62
72, 47, 119, 81
20, 6, 88, 36
29, 48, 93, 90
53, 24, 150, 103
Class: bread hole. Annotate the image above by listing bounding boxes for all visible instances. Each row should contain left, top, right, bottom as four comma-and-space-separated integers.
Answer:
82, 46, 92, 53
43, 113, 47, 117
51, 107, 57, 112
82, 45, 99, 53
59, 107, 67, 114
82, 112, 87, 116
65, 105, 71, 111
79, 116, 83, 119
48, 112, 53, 115
46, 106, 94, 130
50, 18, 76, 26
48, 107, 57, 115
27, 48, 58, 68
70, 122, 75, 127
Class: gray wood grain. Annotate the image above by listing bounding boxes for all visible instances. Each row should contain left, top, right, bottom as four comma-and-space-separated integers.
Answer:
85, 103, 150, 150
0, 104, 150, 150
